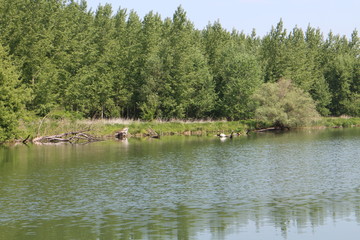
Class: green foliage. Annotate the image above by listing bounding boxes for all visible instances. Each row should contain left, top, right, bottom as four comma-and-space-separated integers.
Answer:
261, 19, 288, 83
217, 45, 263, 120
261, 23, 333, 116
0, 1, 359, 141
239, 119, 271, 131
325, 53, 359, 116
252, 79, 320, 128
46, 109, 83, 121
0, 44, 29, 142
318, 117, 360, 128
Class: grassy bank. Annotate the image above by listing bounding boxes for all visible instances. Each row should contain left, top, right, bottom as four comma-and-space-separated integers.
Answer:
18, 117, 269, 140
313, 117, 360, 128
15, 115, 360, 142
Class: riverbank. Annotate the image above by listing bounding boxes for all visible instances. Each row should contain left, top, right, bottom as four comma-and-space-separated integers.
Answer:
14, 116, 360, 143
18, 118, 267, 140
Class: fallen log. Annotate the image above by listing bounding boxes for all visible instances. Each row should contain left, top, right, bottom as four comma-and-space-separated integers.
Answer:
252, 127, 277, 133
47, 137, 70, 142
33, 131, 101, 144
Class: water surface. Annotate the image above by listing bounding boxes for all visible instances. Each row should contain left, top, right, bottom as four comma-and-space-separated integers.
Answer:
1, 128, 360, 239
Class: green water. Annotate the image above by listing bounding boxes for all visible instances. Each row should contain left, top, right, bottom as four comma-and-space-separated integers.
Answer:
1, 128, 360, 240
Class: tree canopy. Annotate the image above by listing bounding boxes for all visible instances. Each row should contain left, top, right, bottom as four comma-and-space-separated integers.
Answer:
0, 1, 359, 140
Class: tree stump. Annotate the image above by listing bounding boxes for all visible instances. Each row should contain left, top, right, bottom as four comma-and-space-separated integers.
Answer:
115, 128, 129, 139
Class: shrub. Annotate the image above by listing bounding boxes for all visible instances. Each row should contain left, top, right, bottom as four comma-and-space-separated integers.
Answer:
252, 79, 320, 128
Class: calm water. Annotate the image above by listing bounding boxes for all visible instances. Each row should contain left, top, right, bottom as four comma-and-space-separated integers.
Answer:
1, 128, 360, 240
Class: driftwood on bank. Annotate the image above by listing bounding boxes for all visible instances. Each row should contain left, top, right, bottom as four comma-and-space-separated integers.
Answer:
32, 131, 101, 144
252, 127, 277, 133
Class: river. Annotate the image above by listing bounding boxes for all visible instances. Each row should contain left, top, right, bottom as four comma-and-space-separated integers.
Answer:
1, 128, 360, 239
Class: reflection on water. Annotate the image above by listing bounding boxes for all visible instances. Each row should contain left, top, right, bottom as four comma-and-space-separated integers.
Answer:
1, 128, 360, 239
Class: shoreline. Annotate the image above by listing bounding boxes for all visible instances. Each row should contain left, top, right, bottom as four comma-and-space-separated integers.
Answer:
4, 117, 358, 145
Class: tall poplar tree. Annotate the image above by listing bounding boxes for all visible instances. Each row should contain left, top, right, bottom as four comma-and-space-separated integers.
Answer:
158, 6, 215, 119
261, 19, 288, 83
110, 8, 131, 117
123, 10, 143, 117
137, 11, 163, 120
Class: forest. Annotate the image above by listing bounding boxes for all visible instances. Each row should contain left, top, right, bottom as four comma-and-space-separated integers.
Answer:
0, 0, 359, 141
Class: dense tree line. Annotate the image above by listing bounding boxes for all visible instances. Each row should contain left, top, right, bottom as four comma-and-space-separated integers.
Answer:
0, 0, 359, 139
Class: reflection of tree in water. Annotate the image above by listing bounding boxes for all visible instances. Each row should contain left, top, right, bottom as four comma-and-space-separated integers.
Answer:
83, 193, 360, 239
1, 186, 360, 239
263, 192, 360, 239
